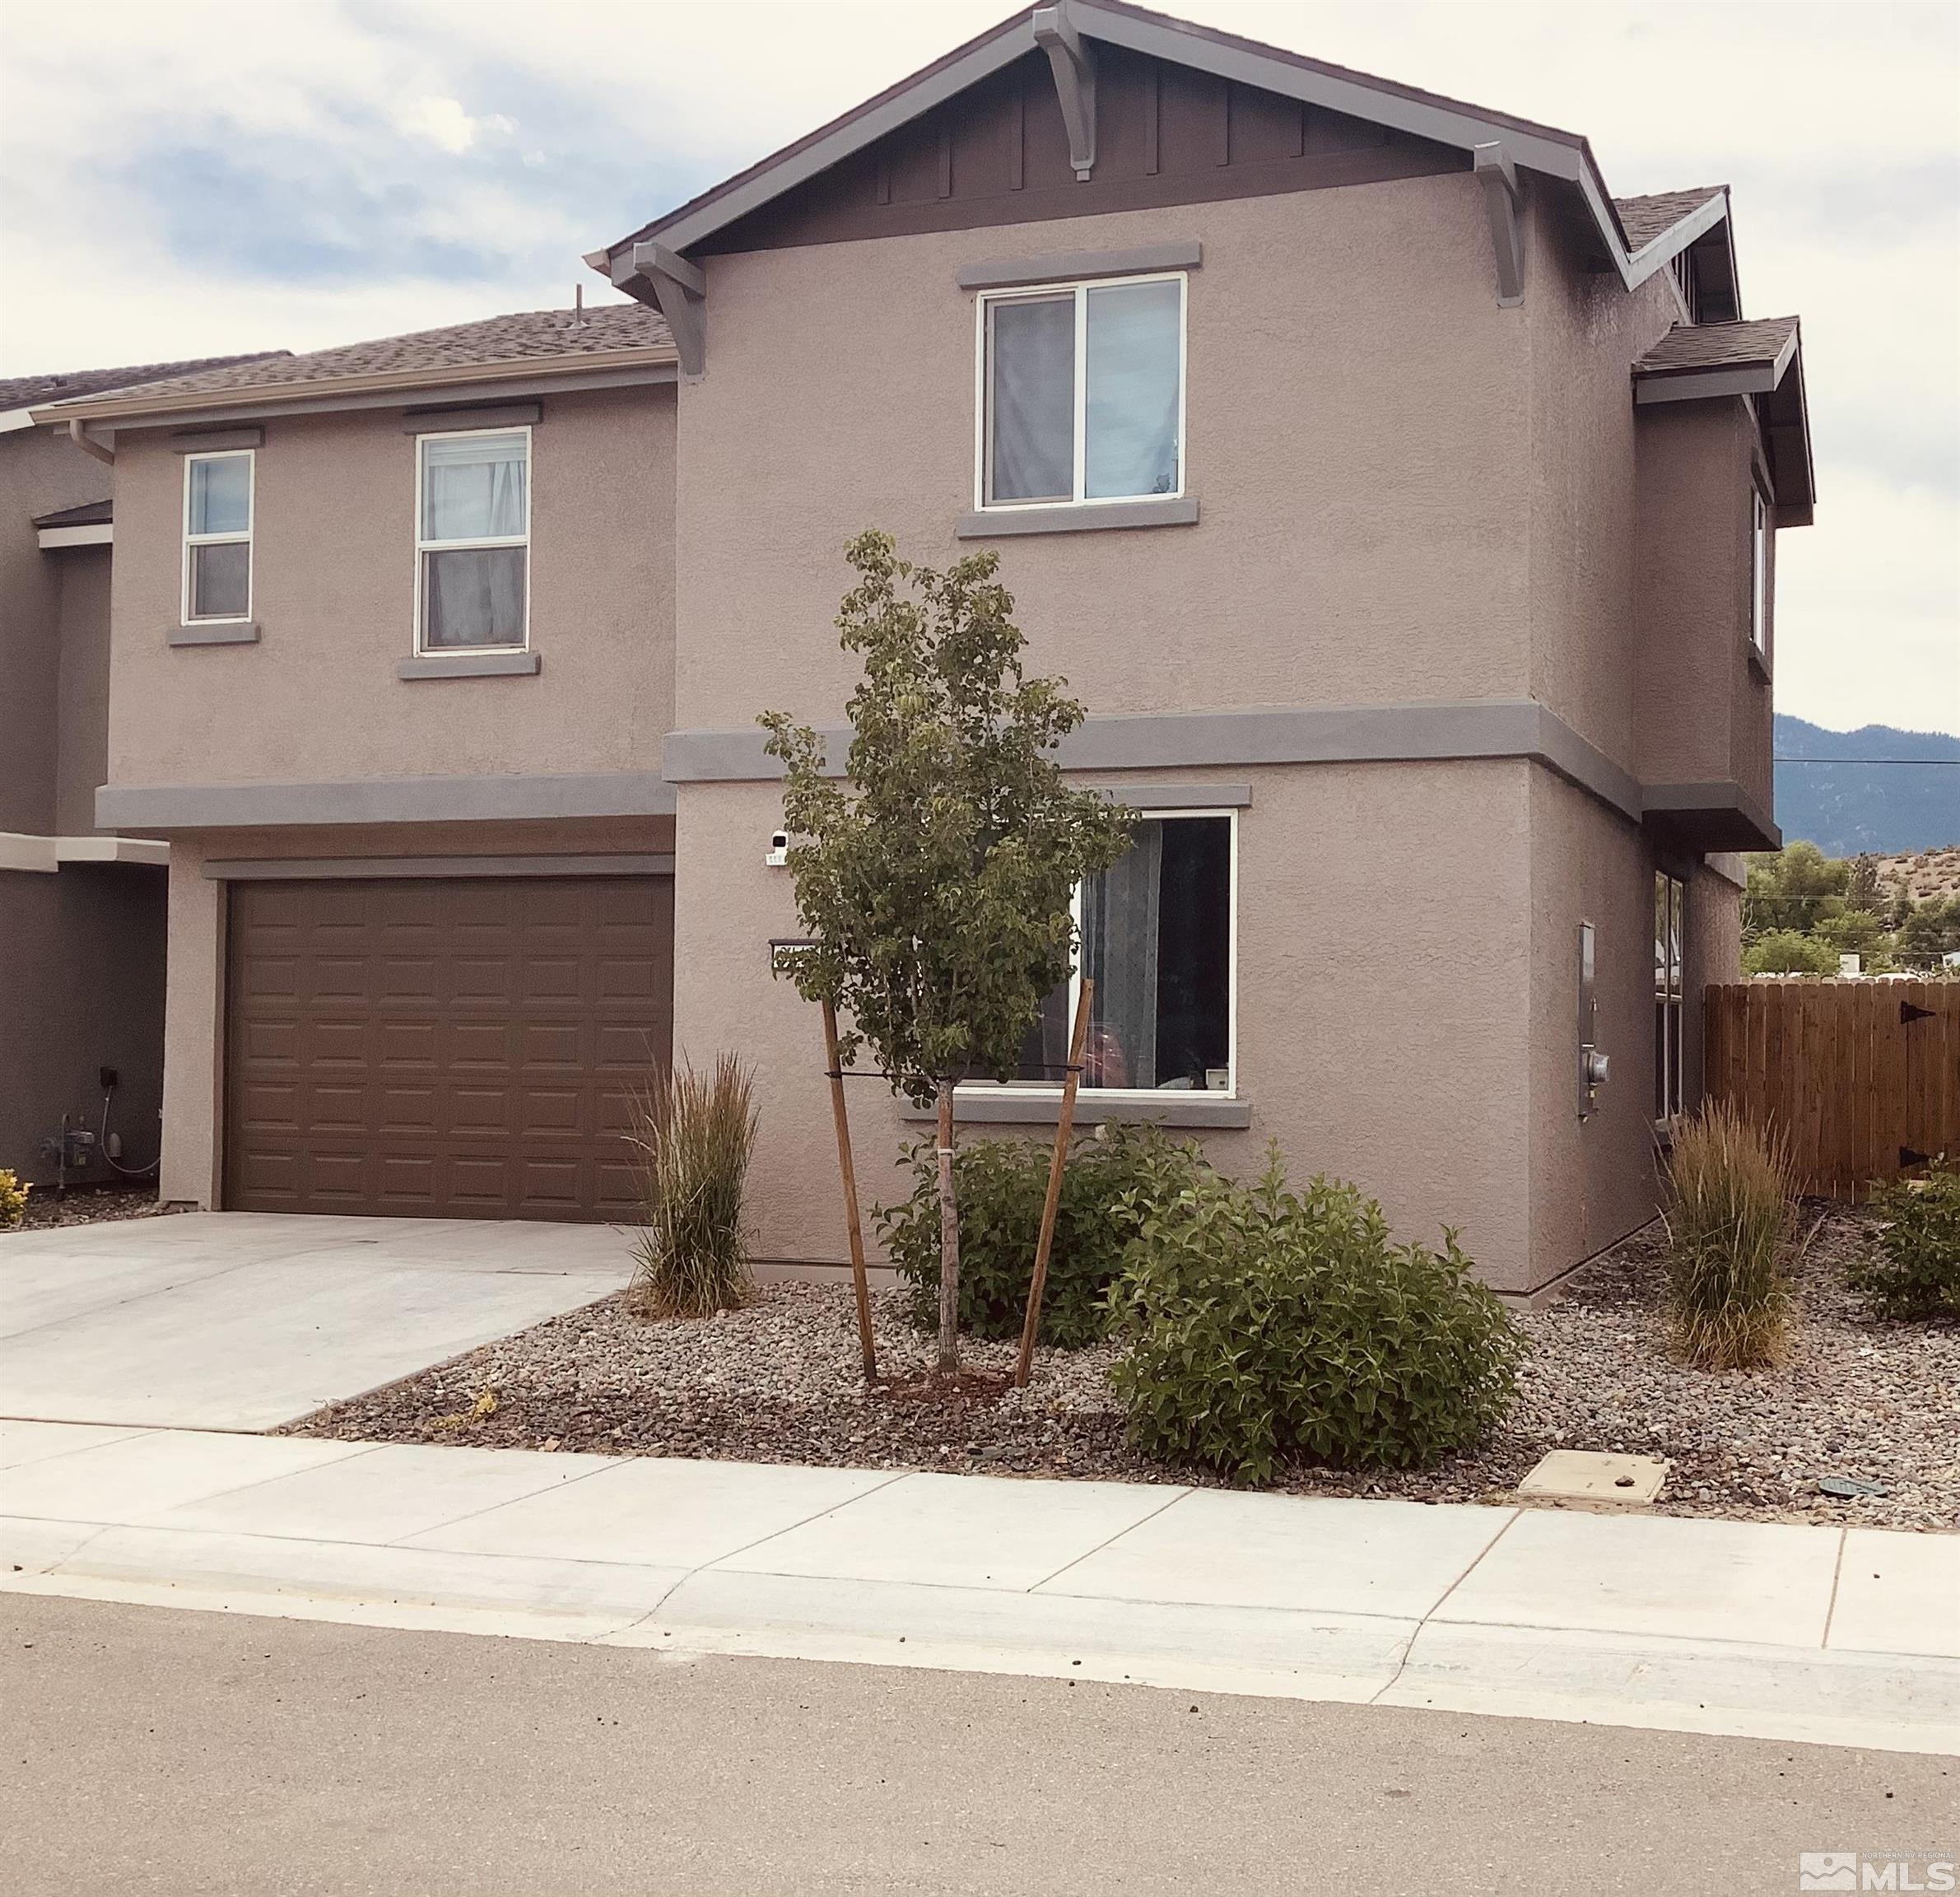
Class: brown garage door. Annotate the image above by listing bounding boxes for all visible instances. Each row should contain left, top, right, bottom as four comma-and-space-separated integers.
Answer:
225, 875, 673, 1220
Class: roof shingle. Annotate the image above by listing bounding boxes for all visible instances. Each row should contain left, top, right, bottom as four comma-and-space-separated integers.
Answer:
40, 305, 674, 417
1613, 188, 1726, 250
1636, 317, 1799, 376
0, 352, 287, 413
32, 497, 114, 529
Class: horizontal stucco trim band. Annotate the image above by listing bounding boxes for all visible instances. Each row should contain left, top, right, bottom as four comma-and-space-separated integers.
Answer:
96, 771, 677, 831
202, 852, 675, 881
1093, 782, 1252, 810
663, 701, 1643, 824
167, 622, 260, 646
957, 496, 1199, 538
900, 1092, 1253, 1130
172, 426, 263, 452
400, 402, 542, 433
395, 650, 541, 679
957, 240, 1203, 290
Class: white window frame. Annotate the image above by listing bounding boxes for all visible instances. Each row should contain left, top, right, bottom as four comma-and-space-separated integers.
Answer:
412, 424, 533, 657
959, 805, 1239, 1102
971, 271, 1189, 514
1749, 484, 1770, 654
181, 449, 254, 625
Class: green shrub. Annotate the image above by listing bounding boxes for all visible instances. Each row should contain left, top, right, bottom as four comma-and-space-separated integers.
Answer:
1850, 1159, 1960, 1321
1741, 930, 1840, 976
876, 1122, 1205, 1347
0, 1168, 27, 1229
626, 1054, 759, 1317
1103, 1144, 1524, 1484
1663, 1102, 1795, 1368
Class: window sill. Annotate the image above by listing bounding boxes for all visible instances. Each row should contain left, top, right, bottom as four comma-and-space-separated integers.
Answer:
167, 622, 259, 646
956, 496, 1199, 539
901, 1090, 1250, 1130
397, 650, 541, 680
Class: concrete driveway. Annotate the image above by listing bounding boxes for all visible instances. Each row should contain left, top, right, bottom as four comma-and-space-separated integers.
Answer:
0, 1214, 635, 1432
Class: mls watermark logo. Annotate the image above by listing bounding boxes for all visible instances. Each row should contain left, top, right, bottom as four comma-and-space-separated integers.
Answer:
1799, 1853, 1958, 1891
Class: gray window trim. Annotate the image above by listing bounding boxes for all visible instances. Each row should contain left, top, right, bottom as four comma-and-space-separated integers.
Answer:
957, 240, 1202, 290
397, 650, 541, 680
399, 402, 542, 435
167, 622, 260, 646
900, 1092, 1251, 1130
957, 496, 1199, 538
171, 426, 263, 452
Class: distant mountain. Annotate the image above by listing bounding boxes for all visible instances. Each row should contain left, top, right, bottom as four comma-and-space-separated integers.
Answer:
1773, 715, 1960, 855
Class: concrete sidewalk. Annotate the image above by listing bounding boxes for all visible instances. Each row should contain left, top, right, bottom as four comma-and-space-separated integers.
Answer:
3, 1420, 1955, 1756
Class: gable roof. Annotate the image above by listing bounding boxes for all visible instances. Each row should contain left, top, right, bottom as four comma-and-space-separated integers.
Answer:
1614, 188, 1725, 250
590, 0, 1729, 301
30, 305, 676, 429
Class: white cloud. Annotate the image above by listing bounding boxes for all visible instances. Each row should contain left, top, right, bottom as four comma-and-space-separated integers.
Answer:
0, 0, 1953, 734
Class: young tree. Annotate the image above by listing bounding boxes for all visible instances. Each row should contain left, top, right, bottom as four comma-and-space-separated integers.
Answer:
761, 530, 1134, 1373
1845, 852, 1883, 916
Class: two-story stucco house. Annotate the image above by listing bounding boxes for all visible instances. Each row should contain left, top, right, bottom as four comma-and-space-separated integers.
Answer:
36, 0, 1813, 1298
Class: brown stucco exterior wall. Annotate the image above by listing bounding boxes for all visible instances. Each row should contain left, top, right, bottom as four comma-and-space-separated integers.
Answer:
1634, 397, 1776, 808
1, 427, 114, 836
155, 815, 674, 1207
105, 385, 676, 794
673, 175, 1531, 733
676, 760, 1542, 1291
1, 862, 167, 1188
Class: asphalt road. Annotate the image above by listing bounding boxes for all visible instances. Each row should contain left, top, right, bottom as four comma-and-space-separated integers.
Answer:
2, 1593, 1952, 1896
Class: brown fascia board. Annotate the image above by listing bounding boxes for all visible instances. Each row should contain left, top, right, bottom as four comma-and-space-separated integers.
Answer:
28, 344, 679, 431
587, 0, 1719, 296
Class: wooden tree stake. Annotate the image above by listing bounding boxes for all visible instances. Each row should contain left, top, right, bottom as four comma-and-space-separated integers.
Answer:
822, 1000, 878, 1383
936, 1079, 961, 1374
1015, 976, 1096, 1388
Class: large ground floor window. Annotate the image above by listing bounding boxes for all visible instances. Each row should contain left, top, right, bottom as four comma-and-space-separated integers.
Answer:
1010, 811, 1236, 1094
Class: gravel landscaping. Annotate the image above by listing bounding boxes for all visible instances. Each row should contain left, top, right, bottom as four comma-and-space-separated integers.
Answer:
291, 1202, 1958, 1531
8, 1186, 175, 1232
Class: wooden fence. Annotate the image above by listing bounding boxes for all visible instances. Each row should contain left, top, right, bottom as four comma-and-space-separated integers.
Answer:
1703, 979, 1960, 1197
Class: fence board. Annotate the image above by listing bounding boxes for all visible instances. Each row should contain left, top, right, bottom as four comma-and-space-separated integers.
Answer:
1703, 979, 1960, 1197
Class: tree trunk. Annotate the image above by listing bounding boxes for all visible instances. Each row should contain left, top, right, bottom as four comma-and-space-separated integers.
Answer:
935, 1079, 960, 1375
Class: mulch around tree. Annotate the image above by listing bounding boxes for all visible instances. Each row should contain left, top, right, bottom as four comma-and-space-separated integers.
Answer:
287, 1202, 1958, 1531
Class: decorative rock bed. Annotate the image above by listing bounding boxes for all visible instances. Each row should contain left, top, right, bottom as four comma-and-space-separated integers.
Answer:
290, 1203, 1959, 1531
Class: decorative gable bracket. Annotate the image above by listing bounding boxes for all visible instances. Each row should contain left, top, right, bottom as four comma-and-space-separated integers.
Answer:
614, 241, 706, 376
1033, 2, 1096, 179
1473, 142, 1525, 307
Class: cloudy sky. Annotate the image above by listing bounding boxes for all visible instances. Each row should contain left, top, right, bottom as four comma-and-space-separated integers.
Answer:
2, 1, 1954, 737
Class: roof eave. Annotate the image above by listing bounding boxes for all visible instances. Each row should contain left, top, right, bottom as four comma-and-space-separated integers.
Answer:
28, 344, 681, 430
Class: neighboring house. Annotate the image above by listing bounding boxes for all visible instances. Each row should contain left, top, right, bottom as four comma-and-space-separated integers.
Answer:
37, 1, 1814, 1298
1, 352, 283, 1191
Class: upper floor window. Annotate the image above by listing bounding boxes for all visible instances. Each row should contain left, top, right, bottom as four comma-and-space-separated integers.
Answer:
416, 428, 529, 652
182, 450, 254, 623
978, 273, 1185, 510
1004, 810, 1236, 1097
1750, 487, 1770, 653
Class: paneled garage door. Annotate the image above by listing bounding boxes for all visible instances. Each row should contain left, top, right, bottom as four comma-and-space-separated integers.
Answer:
225, 875, 673, 1220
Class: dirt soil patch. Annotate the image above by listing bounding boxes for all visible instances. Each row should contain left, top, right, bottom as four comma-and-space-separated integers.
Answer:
290, 1203, 1958, 1530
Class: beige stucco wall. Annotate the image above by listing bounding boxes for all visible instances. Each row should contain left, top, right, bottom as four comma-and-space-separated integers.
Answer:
105, 385, 675, 792
675, 759, 1544, 1292
1634, 398, 1776, 807
673, 174, 1534, 732
1524, 196, 1679, 778
156, 815, 674, 1207
53, 545, 113, 837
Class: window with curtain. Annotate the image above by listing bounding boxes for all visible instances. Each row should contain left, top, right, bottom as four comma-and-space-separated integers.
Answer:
1013, 813, 1233, 1093
982, 274, 1183, 509
417, 429, 530, 650
183, 450, 254, 622
1655, 871, 1686, 1121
